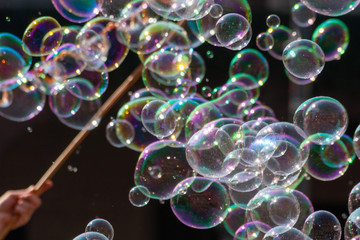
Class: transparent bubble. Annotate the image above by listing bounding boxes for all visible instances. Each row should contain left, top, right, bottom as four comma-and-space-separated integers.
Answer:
263, 226, 312, 240
247, 186, 300, 232
312, 18, 350, 61
303, 210, 341, 240
266, 14, 281, 28
223, 205, 245, 238
129, 185, 151, 207
106, 119, 135, 148
300, 0, 360, 16
267, 25, 300, 60
100, 0, 128, 20
285, 68, 316, 86
234, 221, 270, 240
256, 32, 274, 51
345, 208, 360, 239
171, 177, 230, 229
209, 4, 223, 18
294, 96, 348, 145
85, 218, 114, 240
73, 232, 109, 240
22, 17, 62, 56
134, 140, 194, 200
49, 84, 81, 118
292, 189, 314, 229
141, 100, 177, 139
292, 2, 317, 27
354, 124, 360, 159
52, 0, 102, 23
282, 39, 325, 79
349, 182, 360, 214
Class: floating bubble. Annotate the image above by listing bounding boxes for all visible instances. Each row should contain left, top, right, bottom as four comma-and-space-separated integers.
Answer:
247, 186, 300, 232
294, 96, 348, 145
256, 32, 274, 51
141, 100, 177, 139
266, 14, 280, 29
171, 177, 230, 229
85, 218, 114, 240
354, 124, 360, 159
303, 210, 341, 240
345, 208, 360, 239
0, 90, 13, 108
49, 84, 81, 118
312, 19, 350, 61
100, 0, 128, 20
348, 182, 360, 214
292, 189, 314, 229
106, 119, 134, 148
73, 232, 109, 240
229, 187, 259, 210
22, 17, 62, 56
0, 47, 27, 91
134, 140, 194, 200
52, 0, 102, 23
223, 205, 245, 238
300, 0, 360, 16
285, 68, 316, 85
292, 2, 316, 27
267, 25, 300, 60
282, 39, 325, 79
263, 226, 312, 240
129, 185, 151, 207
209, 4, 223, 18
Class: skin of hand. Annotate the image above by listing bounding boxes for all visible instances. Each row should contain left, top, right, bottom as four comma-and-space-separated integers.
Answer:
0, 180, 53, 230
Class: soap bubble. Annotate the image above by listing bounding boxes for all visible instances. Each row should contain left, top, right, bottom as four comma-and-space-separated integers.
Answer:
345, 208, 360, 239
229, 187, 259, 210
303, 210, 341, 240
300, 0, 360, 16
256, 32, 274, 51
141, 100, 177, 139
294, 96, 348, 145
171, 177, 230, 229
100, 0, 128, 20
106, 119, 135, 148
291, 2, 317, 27
292, 189, 314, 230
73, 232, 109, 240
85, 218, 114, 240
49, 84, 81, 118
285, 68, 316, 85
234, 221, 270, 239
52, 0, 102, 23
134, 140, 195, 200
354, 124, 360, 159
267, 25, 300, 60
348, 182, 360, 214
282, 39, 325, 79
266, 14, 280, 28
129, 185, 151, 207
263, 226, 312, 239
223, 205, 245, 238
312, 18, 350, 61
209, 4, 223, 18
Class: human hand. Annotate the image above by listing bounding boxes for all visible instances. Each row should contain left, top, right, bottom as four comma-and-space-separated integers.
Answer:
0, 180, 53, 230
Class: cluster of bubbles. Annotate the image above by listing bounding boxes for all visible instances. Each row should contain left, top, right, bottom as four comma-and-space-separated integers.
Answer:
2, 0, 360, 239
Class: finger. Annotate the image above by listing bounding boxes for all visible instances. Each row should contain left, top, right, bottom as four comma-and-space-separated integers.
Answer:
0, 191, 23, 211
20, 194, 42, 209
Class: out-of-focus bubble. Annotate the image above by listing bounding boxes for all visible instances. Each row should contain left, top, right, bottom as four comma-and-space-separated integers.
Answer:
229, 49, 269, 88
263, 226, 312, 240
294, 96, 348, 145
171, 177, 229, 229
223, 205, 245, 238
266, 14, 281, 28
246, 105, 275, 121
206, 50, 214, 59
300, 0, 360, 16
73, 232, 109, 240
85, 218, 114, 240
292, 189, 314, 230
312, 18, 350, 61
0, 75, 45, 122
267, 25, 300, 60
22, 17, 62, 56
100, 0, 128, 20
301, 135, 349, 181
134, 140, 194, 200
141, 100, 177, 139
348, 182, 360, 214
129, 185, 151, 207
0, 47, 27, 91
303, 210, 341, 240
282, 39, 325, 79
49, 84, 81, 118
215, 13, 251, 49
0, 90, 13, 108
292, 2, 316, 27
106, 119, 135, 148
345, 208, 360, 239
247, 186, 300, 232
52, 0, 102, 23
256, 32, 274, 51
57, 98, 101, 130
209, 4, 223, 18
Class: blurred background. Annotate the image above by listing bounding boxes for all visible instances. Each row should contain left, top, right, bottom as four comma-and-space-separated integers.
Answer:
1, 0, 360, 239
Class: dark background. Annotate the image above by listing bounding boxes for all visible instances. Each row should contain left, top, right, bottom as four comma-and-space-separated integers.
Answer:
1, 0, 360, 239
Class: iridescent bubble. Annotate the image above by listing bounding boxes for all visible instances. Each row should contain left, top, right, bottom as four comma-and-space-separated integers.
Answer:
267, 25, 300, 60
134, 140, 194, 200
266, 14, 280, 28
345, 208, 360, 239
223, 205, 245, 238
49, 83, 81, 118
52, 0, 102, 23
171, 177, 230, 229
0, 90, 13, 108
73, 232, 109, 240
282, 39, 325, 79
294, 96, 348, 145
85, 218, 114, 240
209, 3, 223, 18
171, 0, 214, 21
229, 187, 259, 210
320, 137, 351, 168
22, 17, 62, 56
247, 186, 300, 232
256, 32, 274, 51
303, 210, 341, 240
263, 226, 311, 240
141, 100, 177, 139
300, 0, 360, 16
215, 13, 251, 49
292, 2, 317, 27
229, 49, 269, 87
292, 189, 314, 230
234, 221, 270, 239
354, 124, 360, 159
129, 185, 151, 207
312, 18, 350, 61
106, 119, 135, 148
348, 182, 360, 214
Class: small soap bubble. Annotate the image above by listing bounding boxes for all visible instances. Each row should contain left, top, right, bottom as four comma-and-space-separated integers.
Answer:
129, 185, 150, 207
206, 50, 214, 59
201, 86, 212, 98
27, 126, 33, 133
291, 2, 317, 27
209, 4, 223, 18
85, 218, 114, 240
256, 32, 274, 51
266, 14, 281, 28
